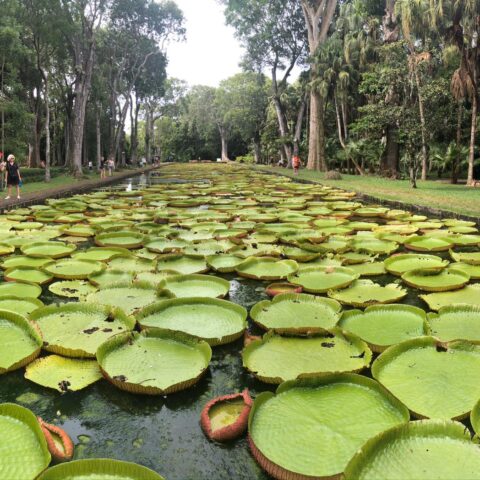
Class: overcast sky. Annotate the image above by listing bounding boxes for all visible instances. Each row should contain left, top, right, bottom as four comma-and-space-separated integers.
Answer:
165, 0, 244, 87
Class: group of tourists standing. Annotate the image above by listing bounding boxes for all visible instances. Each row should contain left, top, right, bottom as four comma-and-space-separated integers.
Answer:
0, 152, 22, 199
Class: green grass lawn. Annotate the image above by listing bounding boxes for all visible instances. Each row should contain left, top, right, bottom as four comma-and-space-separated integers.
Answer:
258, 166, 480, 217
19, 173, 97, 195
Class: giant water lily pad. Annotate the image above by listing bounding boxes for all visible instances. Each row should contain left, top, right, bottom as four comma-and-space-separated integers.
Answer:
401, 268, 470, 291
88, 269, 134, 287
86, 282, 163, 315
95, 231, 144, 249
73, 247, 131, 262
243, 330, 371, 383
404, 236, 454, 252
37, 458, 164, 480
287, 266, 358, 293
31, 303, 135, 358
235, 257, 298, 280
97, 330, 211, 395
108, 255, 156, 273
206, 254, 246, 273
339, 305, 428, 352
25, 355, 102, 392
420, 284, 480, 311
348, 261, 386, 276
4, 266, 53, 285
21, 241, 76, 258
0, 296, 43, 316
372, 337, 480, 419
384, 253, 449, 276
351, 238, 398, 255
328, 279, 407, 307
159, 274, 230, 298
156, 254, 208, 274
0, 311, 42, 373
49, 280, 97, 298
137, 297, 246, 346
428, 305, 480, 343
0, 281, 42, 299
449, 262, 480, 279
248, 374, 409, 479
250, 293, 341, 333
43, 258, 105, 280
2, 255, 52, 270
0, 403, 50, 479
450, 250, 480, 265
344, 420, 480, 480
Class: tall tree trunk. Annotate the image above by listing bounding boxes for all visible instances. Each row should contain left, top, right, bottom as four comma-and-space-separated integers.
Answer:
293, 93, 307, 156
96, 105, 101, 171
219, 126, 229, 162
452, 101, 463, 184
272, 95, 292, 162
383, 0, 399, 42
467, 93, 477, 185
381, 126, 400, 176
131, 96, 140, 165
253, 139, 262, 164
145, 106, 151, 164
307, 91, 327, 171
44, 75, 51, 182
1, 54, 4, 156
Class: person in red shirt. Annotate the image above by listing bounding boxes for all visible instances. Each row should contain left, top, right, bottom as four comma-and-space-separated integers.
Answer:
292, 155, 301, 175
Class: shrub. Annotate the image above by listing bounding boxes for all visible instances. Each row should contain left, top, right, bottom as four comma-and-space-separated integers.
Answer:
325, 170, 342, 180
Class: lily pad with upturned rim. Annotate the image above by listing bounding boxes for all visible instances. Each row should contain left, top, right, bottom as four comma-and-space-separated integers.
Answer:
0, 403, 50, 480
450, 250, 480, 265
20, 241, 76, 258
36, 458, 164, 480
248, 374, 409, 479
1, 255, 52, 270
372, 336, 480, 419
344, 420, 480, 480
136, 297, 247, 346
97, 329, 211, 395
384, 253, 449, 276
242, 329, 372, 383
427, 305, 480, 343
235, 257, 298, 280
4, 266, 53, 285
49, 280, 98, 299
420, 284, 480, 311
0, 310, 42, 373
339, 304, 428, 352
328, 279, 407, 307
0, 281, 42, 299
88, 269, 134, 287
0, 296, 43, 316
287, 266, 358, 294
94, 231, 144, 249
250, 293, 341, 334
25, 355, 102, 392
404, 236, 454, 252
43, 258, 105, 280
30, 303, 135, 358
156, 254, 209, 275
401, 268, 470, 292
159, 274, 230, 299
72, 246, 132, 262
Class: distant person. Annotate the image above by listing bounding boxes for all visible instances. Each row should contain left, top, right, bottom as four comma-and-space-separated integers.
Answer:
292, 155, 301, 175
5, 154, 22, 199
88, 160, 93, 171
100, 157, 106, 179
0, 152, 5, 190
107, 158, 114, 176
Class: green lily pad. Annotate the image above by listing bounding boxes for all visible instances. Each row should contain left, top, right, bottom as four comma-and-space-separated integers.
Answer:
0, 243, 15, 255
144, 238, 189, 253
428, 305, 480, 343
287, 266, 359, 293
49, 280, 98, 298
206, 254, 246, 273
344, 420, 480, 480
420, 284, 480, 311
351, 238, 399, 255
97, 330, 212, 395
243, 329, 372, 383
95, 231, 144, 249
37, 458, 164, 480
21, 241, 76, 258
339, 305, 428, 352
401, 268, 470, 291
0, 296, 43, 316
88, 269, 134, 287
1, 255, 52, 270
137, 297, 247, 346
250, 293, 341, 333
108, 255, 156, 273
372, 337, 480, 419
248, 374, 409, 479
156, 254, 208, 274
0, 310, 42, 373
450, 250, 480, 265
449, 262, 480, 279
25, 355, 102, 392
134, 270, 177, 285
31, 303, 135, 358
328, 279, 407, 307
159, 274, 230, 298
4, 266, 53, 285
86, 282, 162, 315
348, 261, 386, 276
384, 253, 449, 275
404, 236, 454, 252
0, 281, 42, 299
235, 257, 298, 280
43, 259, 105, 280
0, 403, 50, 479
72, 247, 132, 262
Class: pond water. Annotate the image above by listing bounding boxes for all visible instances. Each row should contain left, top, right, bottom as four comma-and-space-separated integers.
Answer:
0, 164, 477, 479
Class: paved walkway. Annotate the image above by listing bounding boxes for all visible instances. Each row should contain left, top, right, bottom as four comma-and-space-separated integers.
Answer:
0, 166, 157, 212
